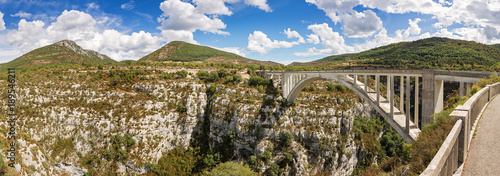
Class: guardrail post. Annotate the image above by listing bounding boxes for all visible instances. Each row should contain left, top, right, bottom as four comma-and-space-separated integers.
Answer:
450, 107, 469, 165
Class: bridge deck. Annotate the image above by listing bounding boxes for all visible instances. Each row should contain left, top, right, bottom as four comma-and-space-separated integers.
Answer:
462, 95, 500, 175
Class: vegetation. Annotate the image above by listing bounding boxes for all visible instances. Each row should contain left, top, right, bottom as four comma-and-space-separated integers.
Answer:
147, 147, 199, 175
291, 37, 500, 71
207, 162, 258, 176
140, 41, 278, 65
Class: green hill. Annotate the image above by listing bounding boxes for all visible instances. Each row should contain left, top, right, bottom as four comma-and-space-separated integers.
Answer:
140, 41, 280, 65
0, 40, 116, 70
291, 37, 500, 70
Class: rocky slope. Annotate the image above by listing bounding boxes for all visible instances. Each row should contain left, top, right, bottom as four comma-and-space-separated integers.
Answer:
0, 66, 377, 175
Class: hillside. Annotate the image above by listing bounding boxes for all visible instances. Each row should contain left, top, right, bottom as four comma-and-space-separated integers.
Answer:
140, 41, 280, 65
291, 37, 500, 70
0, 40, 115, 70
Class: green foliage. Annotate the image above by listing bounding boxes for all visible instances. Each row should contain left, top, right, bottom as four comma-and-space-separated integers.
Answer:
265, 163, 280, 176
52, 135, 75, 158
248, 76, 269, 87
217, 69, 228, 78
140, 41, 250, 62
207, 83, 217, 96
207, 162, 258, 176
260, 151, 272, 162
280, 152, 294, 166
103, 134, 135, 161
326, 83, 346, 92
301, 37, 500, 70
111, 76, 120, 86
208, 71, 220, 82
148, 147, 199, 176
177, 104, 187, 113
280, 132, 294, 148
178, 70, 188, 78
197, 70, 209, 80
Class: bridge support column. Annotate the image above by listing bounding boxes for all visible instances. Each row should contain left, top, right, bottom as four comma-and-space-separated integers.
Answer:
460, 82, 464, 98
364, 75, 368, 92
390, 75, 394, 117
354, 74, 358, 87
466, 83, 471, 97
451, 109, 469, 165
406, 76, 411, 134
415, 76, 419, 129
400, 76, 404, 114
376, 75, 380, 105
422, 71, 444, 127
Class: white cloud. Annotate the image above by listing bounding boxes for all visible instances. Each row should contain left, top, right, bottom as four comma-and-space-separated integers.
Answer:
306, 0, 383, 38
306, 34, 320, 44
6, 10, 162, 61
0, 11, 5, 30
193, 0, 238, 15
121, 1, 135, 10
11, 11, 32, 18
87, 3, 100, 10
161, 30, 197, 44
283, 28, 305, 43
244, 0, 272, 12
214, 46, 246, 56
158, 0, 229, 36
296, 23, 354, 56
341, 10, 383, 38
247, 31, 301, 54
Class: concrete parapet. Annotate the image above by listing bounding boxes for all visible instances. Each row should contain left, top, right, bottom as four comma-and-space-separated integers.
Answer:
421, 120, 462, 176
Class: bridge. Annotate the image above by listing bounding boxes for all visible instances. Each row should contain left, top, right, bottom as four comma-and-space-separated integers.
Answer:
262, 69, 496, 143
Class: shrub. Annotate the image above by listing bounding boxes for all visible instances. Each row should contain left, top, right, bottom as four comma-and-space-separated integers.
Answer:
208, 72, 220, 82
280, 132, 294, 148
233, 74, 243, 83
178, 70, 188, 79
111, 76, 120, 86
265, 163, 280, 176
207, 84, 217, 96
225, 76, 234, 84
149, 147, 199, 176
260, 151, 272, 162
248, 76, 269, 87
217, 69, 228, 78
207, 162, 258, 176
197, 70, 209, 80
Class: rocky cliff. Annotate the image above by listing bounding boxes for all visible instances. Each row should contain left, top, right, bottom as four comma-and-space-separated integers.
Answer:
0, 67, 376, 175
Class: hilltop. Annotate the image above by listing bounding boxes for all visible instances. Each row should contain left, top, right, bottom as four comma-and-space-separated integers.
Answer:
140, 41, 280, 65
291, 37, 500, 70
0, 40, 116, 70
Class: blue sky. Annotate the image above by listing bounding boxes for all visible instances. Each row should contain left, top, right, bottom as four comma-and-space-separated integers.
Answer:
0, 0, 499, 64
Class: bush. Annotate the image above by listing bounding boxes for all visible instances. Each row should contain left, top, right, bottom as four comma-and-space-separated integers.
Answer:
208, 72, 220, 82
260, 151, 272, 162
111, 76, 120, 86
280, 132, 294, 148
217, 69, 228, 78
149, 147, 199, 176
178, 70, 188, 79
233, 74, 243, 83
265, 163, 280, 176
207, 162, 258, 176
207, 84, 217, 96
197, 70, 209, 80
248, 76, 269, 87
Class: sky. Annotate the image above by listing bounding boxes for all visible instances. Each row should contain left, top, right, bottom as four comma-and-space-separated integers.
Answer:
0, 0, 499, 65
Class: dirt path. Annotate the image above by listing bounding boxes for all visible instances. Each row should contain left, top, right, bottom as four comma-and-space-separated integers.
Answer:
462, 95, 500, 176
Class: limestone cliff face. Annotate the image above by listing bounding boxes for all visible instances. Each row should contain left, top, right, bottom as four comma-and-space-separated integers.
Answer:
0, 69, 376, 175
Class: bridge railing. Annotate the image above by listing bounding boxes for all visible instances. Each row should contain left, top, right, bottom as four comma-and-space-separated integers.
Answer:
421, 82, 500, 176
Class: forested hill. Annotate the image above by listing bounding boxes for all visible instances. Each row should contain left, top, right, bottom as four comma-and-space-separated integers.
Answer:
139, 41, 280, 65
291, 37, 500, 70
0, 40, 116, 70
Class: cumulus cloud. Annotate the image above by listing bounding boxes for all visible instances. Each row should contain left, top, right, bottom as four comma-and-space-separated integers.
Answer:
214, 46, 246, 57
6, 10, 161, 61
341, 10, 383, 38
157, 0, 271, 43
247, 31, 301, 54
158, 0, 229, 37
121, 1, 135, 10
11, 11, 32, 18
306, 0, 383, 38
295, 23, 354, 56
0, 11, 5, 30
283, 28, 305, 43
244, 0, 272, 12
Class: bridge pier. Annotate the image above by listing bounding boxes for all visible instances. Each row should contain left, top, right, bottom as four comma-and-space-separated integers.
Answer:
389, 75, 394, 118
376, 75, 380, 104
406, 76, 411, 133
415, 76, 419, 129
422, 71, 444, 127
400, 76, 405, 115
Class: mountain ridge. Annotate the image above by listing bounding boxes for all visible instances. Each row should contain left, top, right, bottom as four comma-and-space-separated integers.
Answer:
140, 41, 280, 65
1, 40, 116, 70
290, 37, 500, 70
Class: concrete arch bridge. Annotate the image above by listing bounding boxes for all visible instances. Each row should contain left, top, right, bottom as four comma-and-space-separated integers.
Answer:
262, 69, 497, 142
